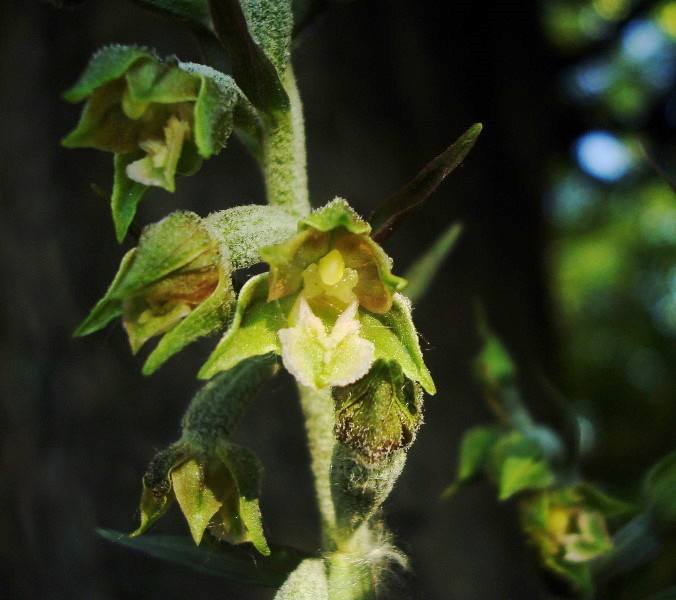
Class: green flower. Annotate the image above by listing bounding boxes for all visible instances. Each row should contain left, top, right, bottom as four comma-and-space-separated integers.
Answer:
133, 439, 269, 554
74, 211, 235, 374
199, 199, 435, 394
62, 45, 258, 241
520, 485, 624, 596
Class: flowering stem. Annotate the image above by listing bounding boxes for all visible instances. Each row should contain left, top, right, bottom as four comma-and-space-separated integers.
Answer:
298, 384, 337, 549
261, 69, 310, 217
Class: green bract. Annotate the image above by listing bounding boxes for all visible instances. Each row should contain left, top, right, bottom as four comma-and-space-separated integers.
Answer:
74, 211, 235, 374
62, 45, 258, 241
199, 199, 434, 394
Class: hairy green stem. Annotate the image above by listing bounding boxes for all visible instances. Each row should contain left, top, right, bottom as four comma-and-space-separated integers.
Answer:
298, 384, 337, 548
262, 69, 310, 216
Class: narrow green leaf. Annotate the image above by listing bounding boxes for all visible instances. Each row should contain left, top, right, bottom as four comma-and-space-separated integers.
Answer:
240, 0, 293, 74
404, 223, 462, 303
371, 123, 482, 243
97, 529, 309, 587
206, 0, 289, 114
131, 0, 212, 29
276, 558, 329, 599
112, 153, 149, 242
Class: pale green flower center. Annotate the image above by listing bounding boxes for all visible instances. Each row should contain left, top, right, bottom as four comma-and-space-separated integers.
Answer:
302, 249, 358, 305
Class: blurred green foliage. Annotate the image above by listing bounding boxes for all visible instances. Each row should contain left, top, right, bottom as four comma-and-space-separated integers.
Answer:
542, 0, 676, 596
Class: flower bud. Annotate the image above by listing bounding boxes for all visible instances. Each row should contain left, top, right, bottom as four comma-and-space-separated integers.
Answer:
132, 358, 277, 554
333, 361, 423, 468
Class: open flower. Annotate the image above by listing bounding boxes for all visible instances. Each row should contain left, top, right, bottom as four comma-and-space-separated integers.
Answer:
199, 199, 435, 395
74, 211, 235, 374
62, 45, 257, 240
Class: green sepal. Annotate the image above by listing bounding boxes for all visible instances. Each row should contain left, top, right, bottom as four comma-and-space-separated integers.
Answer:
404, 222, 463, 303
119, 211, 218, 294
487, 431, 555, 500
442, 425, 502, 498
179, 62, 260, 157
240, 0, 293, 76
75, 211, 230, 360
359, 294, 435, 394
198, 274, 292, 379
142, 263, 235, 374
73, 248, 136, 336
276, 559, 329, 600
261, 199, 407, 314
112, 152, 150, 242
301, 198, 371, 235
333, 361, 423, 468
172, 457, 225, 545
204, 205, 299, 269
216, 442, 270, 556
63, 45, 155, 103
132, 441, 193, 536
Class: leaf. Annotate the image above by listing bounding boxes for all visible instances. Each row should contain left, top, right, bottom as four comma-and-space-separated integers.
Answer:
404, 223, 462, 303
130, 0, 213, 30
442, 425, 502, 498
359, 294, 435, 394
206, 0, 289, 114
198, 274, 292, 379
112, 152, 150, 242
240, 0, 293, 74
218, 442, 270, 555
97, 529, 309, 587
370, 123, 482, 243
275, 558, 329, 599
204, 205, 298, 269
474, 309, 517, 390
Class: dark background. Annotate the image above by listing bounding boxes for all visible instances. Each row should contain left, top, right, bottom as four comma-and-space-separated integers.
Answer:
1, 1, 671, 599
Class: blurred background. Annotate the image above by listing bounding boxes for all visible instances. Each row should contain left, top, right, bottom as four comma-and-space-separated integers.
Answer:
1, 0, 674, 598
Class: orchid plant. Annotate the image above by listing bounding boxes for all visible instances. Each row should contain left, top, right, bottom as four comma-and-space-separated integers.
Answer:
61, 1, 481, 597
